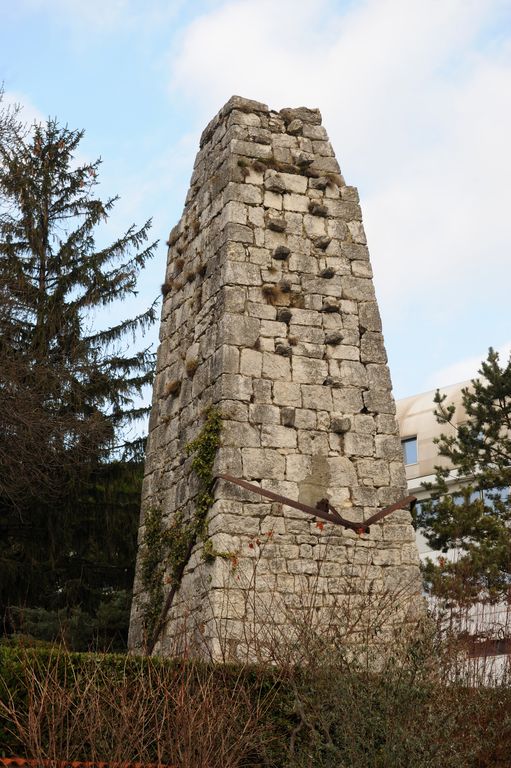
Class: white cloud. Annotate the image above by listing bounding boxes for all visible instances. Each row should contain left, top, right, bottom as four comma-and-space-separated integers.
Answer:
426, 341, 511, 390
168, 0, 511, 381
1, 90, 46, 126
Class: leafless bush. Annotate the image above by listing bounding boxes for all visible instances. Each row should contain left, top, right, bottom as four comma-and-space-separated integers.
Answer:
0, 649, 276, 766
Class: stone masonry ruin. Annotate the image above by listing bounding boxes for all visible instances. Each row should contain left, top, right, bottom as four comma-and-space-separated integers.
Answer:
128, 96, 422, 660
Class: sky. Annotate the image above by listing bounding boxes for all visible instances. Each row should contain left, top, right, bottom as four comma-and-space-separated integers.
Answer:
1, 0, 511, 403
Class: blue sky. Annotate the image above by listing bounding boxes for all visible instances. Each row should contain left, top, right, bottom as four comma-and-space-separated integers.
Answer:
2, 0, 511, 405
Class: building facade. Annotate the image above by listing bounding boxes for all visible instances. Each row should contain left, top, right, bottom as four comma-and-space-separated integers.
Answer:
396, 383, 511, 673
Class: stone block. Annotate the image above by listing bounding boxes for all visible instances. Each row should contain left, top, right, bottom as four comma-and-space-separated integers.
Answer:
353, 414, 376, 434
327, 344, 360, 362
221, 200, 248, 225
361, 332, 387, 364
266, 214, 287, 232
278, 172, 307, 194
223, 262, 261, 287
213, 447, 243, 477
220, 373, 253, 402
363, 388, 396, 415
389, 461, 407, 487
223, 222, 254, 244
304, 214, 327, 238
288, 308, 322, 327
280, 106, 321, 125
351, 260, 373, 278
222, 285, 247, 313
249, 206, 266, 230
231, 139, 272, 159
383, 524, 416, 543
262, 351, 291, 381
288, 253, 317, 273
249, 403, 280, 424
347, 221, 366, 244
273, 381, 302, 407
342, 276, 375, 301
356, 458, 390, 487
220, 314, 260, 346
228, 109, 262, 127
343, 432, 374, 457
283, 193, 309, 213
264, 190, 283, 210
221, 400, 249, 421
260, 319, 288, 337
261, 424, 297, 448
219, 345, 240, 374
246, 301, 276, 320
222, 420, 260, 447
224, 182, 263, 206
294, 408, 317, 429
376, 414, 398, 435
310, 157, 341, 174
359, 301, 382, 332
325, 456, 357, 487
301, 431, 332, 458
339, 360, 368, 387
292, 356, 328, 384
375, 434, 402, 461
240, 348, 262, 377
332, 387, 364, 413
252, 378, 273, 404
302, 124, 328, 140
301, 385, 333, 411
242, 449, 285, 479
367, 364, 392, 390
351, 486, 378, 507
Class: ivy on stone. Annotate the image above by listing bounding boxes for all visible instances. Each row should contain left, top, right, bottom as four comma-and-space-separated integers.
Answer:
141, 407, 222, 653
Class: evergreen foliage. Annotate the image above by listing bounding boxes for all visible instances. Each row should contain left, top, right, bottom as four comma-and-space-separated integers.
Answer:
417, 348, 511, 604
0, 99, 158, 647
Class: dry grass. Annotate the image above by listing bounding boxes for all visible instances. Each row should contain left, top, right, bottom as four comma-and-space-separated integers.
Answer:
165, 379, 181, 397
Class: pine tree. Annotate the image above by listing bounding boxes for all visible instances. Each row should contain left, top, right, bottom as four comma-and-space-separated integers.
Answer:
417, 348, 511, 605
0, 109, 158, 645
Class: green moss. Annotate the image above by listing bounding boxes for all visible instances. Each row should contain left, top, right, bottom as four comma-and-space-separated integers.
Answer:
140, 507, 167, 641
185, 406, 222, 533
140, 408, 222, 645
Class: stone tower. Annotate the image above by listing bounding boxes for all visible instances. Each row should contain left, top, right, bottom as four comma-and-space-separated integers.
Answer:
128, 96, 422, 660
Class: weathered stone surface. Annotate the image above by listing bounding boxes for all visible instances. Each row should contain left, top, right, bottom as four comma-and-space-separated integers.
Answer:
292, 356, 328, 384
242, 448, 285, 479
264, 173, 286, 193
287, 118, 303, 135
359, 301, 382, 331
279, 173, 308, 194
220, 314, 260, 346
262, 351, 291, 381
130, 96, 422, 662
280, 106, 322, 125
240, 348, 262, 377
261, 424, 297, 448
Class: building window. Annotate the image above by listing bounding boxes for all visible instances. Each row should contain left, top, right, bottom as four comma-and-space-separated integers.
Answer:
401, 436, 418, 465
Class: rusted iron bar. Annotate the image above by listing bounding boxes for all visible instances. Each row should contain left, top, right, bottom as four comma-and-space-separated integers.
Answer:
217, 474, 415, 534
